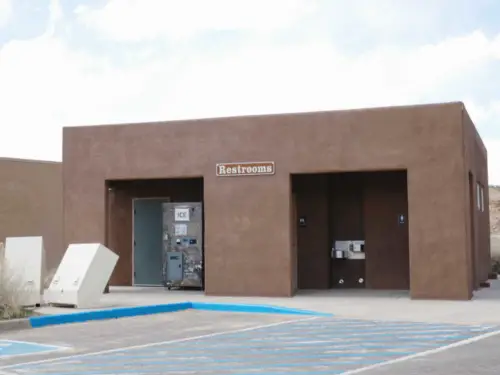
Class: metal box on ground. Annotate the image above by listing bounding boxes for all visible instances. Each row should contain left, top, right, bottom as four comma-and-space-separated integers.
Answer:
162, 202, 203, 289
3, 236, 46, 306
165, 252, 184, 282
44, 243, 119, 308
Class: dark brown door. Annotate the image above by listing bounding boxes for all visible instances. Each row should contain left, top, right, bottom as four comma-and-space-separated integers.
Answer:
364, 171, 410, 289
329, 173, 366, 289
294, 174, 330, 289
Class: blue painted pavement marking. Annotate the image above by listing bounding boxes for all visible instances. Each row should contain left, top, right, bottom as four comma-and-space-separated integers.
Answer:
0, 340, 68, 358
3, 318, 499, 374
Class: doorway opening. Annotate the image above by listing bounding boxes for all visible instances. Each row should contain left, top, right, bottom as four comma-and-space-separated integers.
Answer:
106, 177, 204, 290
133, 197, 170, 286
291, 170, 409, 292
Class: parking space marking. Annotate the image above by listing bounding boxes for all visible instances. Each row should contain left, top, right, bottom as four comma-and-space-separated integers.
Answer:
0, 315, 318, 370
341, 326, 500, 375
0, 340, 70, 359
1, 317, 499, 374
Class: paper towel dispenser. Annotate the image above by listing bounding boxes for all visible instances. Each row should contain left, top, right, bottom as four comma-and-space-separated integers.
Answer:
332, 240, 365, 260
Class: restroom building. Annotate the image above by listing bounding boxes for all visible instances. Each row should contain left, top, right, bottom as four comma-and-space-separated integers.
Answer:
0, 157, 64, 270
62, 102, 491, 300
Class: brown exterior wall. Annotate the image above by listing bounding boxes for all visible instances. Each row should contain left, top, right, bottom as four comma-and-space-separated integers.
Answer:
462, 106, 491, 288
0, 158, 64, 271
63, 102, 489, 300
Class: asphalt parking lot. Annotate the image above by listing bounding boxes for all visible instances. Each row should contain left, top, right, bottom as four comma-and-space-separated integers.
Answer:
0, 310, 498, 375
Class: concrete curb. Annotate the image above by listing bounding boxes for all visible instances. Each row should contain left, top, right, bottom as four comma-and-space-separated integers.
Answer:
0, 318, 32, 332
26, 301, 331, 329
29, 302, 192, 328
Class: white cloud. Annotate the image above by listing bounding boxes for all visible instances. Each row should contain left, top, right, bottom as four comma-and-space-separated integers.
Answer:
466, 100, 500, 126
0, 0, 12, 27
0, 1, 499, 184
75, 0, 317, 42
485, 140, 500, 186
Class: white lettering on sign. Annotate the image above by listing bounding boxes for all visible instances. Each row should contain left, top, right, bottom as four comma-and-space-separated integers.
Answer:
174, 208, 190, 222
216, 162, 275, 177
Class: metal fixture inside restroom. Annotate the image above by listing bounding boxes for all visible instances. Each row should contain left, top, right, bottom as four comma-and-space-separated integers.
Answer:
332, 240, 365, 260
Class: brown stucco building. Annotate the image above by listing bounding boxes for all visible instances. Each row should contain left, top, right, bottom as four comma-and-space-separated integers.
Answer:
0, 158, 64, 270
62, 102, 491, 300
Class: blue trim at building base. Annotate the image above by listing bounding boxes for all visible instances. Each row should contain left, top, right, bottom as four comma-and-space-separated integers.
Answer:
29, 302, 332, 328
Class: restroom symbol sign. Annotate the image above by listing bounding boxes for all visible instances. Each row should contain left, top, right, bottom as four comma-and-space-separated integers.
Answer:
174, 208, 190, 222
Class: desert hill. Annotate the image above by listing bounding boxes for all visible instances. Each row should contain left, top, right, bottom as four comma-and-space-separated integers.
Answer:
491, 186, 500, 257
491, 186, 500, 234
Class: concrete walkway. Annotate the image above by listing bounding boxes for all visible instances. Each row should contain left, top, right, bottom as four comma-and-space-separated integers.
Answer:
37, 279, 500, 325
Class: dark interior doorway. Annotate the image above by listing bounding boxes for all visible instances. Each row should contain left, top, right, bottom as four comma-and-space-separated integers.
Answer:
291, 170, 409, 291
106, 178, 204, 289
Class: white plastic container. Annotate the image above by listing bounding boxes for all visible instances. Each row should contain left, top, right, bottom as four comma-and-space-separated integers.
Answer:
3, 236, 46, 306
45, 243, 118, 308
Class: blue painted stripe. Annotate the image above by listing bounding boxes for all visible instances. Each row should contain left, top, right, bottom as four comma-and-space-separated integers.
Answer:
14, 368, 348, 375
190, 302, 332, 316
218, 333, 473, 341
168, 336, 471, 349
60, 350, 416, 365
0, 341, 67, 357
101, 343, 434, 359
28, 301, 329, 328
12, 369, 347, 375
15, 358, 383, 374
29, 302, 191, 328
224, 329, 479, 337
104, 342, 441, 356
263, 322, 496, 330
264, 323, 491, 330
277, 320, 496, 328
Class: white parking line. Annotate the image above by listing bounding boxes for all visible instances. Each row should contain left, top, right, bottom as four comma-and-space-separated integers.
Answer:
341, 327, 500, 374
0, 316, 319, 370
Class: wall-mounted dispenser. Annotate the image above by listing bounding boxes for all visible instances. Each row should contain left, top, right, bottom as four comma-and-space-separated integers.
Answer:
331, 241, 349, 259
332, 240, 365, 260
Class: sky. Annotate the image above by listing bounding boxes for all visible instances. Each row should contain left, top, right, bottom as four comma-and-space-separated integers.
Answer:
0, 0, 499, 184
